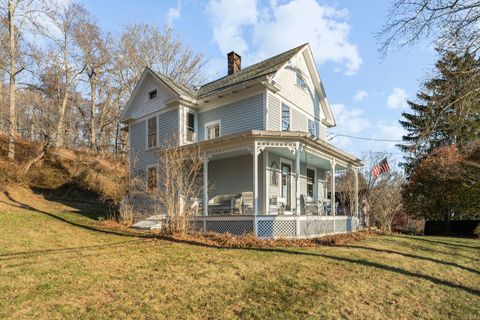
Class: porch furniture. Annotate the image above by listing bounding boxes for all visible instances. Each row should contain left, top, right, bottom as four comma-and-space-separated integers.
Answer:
188, 197, 201, 216
270, 196, 286, 215
239, 192, 254, 214
323, 199, 332, 215
208, 193, 241, 215
301, 195, 323, 215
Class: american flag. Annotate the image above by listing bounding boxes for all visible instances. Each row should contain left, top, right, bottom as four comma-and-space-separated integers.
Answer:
372, 157, 390, 177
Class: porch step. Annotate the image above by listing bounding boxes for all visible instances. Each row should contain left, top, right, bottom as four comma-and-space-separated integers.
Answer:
132, 220, 162, 230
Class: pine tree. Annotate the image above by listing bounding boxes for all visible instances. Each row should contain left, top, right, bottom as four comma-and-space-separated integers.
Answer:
399, 51, 480, 172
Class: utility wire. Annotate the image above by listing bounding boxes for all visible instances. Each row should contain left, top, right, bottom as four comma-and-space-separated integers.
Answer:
328, 134, 403, 142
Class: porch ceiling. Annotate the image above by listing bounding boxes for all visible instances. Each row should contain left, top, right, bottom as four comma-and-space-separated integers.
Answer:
209, 148, 251, 161
265, 147, 346, 170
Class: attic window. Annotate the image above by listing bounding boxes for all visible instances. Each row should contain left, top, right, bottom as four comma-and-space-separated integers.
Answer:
296, 74, 306, 88
148, 89, 157, 100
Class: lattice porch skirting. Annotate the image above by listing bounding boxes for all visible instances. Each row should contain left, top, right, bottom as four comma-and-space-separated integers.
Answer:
192, 215, 359, 239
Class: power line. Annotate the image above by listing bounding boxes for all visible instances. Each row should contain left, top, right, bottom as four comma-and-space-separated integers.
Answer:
328, 134, 403, 143
344, 149, 404, 155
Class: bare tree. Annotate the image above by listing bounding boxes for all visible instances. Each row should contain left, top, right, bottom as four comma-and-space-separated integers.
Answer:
361, 153, 405, 230
0, 0, 43, 159
43, 0, 86, 147
369, 171, 404, 231
336, 169, 364, 216
75, 17, 112, 150
129, 135, 205, 235
378, 0, 480, 55
116, 24, 205, 94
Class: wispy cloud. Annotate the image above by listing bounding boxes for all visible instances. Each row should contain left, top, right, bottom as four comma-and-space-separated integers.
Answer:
167, 1, 182, 26
353, 89, 368, 102
330, 103, 370, 148
207, 0, 362, 75
386, 88, 408, 109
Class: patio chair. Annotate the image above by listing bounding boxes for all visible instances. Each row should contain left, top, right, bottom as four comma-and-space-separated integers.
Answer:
208, 193, 241, 215
240, 192, 254, 214
301, 194, 320, 215
270, 196, 286, 215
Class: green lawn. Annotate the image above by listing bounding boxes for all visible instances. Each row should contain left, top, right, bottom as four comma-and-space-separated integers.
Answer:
0, 188, 479, 319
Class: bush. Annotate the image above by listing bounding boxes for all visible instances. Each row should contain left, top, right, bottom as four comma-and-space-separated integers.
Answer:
474, 224, 480, 239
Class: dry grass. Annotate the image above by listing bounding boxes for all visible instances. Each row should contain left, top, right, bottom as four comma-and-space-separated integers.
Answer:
0, 134, 128, 204
0, 187, 479, 320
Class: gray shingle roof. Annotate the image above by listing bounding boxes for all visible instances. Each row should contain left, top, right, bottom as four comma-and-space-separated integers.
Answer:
151, 43, 308, 100
195, 43, 307, 98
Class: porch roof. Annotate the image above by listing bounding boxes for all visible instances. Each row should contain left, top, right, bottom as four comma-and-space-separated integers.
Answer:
191, 130, 364, 168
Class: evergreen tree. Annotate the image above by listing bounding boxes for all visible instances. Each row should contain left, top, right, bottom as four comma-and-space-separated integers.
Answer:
399, 51, 480, 172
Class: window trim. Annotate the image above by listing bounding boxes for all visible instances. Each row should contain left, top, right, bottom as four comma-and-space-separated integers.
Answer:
146, 116, 158, 149
281, 103, 291, 131
308, 118, 317, 137
306, 167, 316, 198
148, 89, 158, 100
296, 73, 307, 89
146, 164, 158, 190
204, 119, 221, 140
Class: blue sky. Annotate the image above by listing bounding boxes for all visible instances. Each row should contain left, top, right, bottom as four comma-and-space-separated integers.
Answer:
79, 0, 437, 163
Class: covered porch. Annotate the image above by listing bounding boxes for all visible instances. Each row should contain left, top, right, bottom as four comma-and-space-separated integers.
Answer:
195, 130, 363, 238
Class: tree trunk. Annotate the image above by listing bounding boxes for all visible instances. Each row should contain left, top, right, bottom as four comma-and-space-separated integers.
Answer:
55, 41, 70, 148
89, 75, 97, 149
7, 0, 16, 160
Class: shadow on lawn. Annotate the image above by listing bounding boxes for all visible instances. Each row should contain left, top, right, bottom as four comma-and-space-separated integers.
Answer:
381, 238, 480, 262
408, 236, 480, 250
165, 237, 480, 297
338, 244, 480, 276
0, 191, 153, 239
0, 239, 148, 261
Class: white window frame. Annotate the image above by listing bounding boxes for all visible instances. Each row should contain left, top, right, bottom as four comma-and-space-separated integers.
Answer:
281, 103, 291, 131
308, 118, 316, 137
146, 164, 158, 190
296, 73, 307, 89
182, 107, 197, 144
204, 119, 221, 140
306, 166, 317, 199
145, 116, 158, 150
279, 157, 294, 210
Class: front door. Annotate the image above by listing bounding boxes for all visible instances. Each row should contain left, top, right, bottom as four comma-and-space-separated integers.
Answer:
281, 163, 291, 210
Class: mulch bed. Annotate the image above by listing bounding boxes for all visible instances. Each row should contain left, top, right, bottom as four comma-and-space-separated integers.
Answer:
165, 230, 376, 248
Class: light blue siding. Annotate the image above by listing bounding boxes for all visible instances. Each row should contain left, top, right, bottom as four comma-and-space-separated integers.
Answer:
291, 108, 308, 132
198, 94, 264, 140
129, 109, 178, 173
158, 109, 179, 145
267, 93, 281, 131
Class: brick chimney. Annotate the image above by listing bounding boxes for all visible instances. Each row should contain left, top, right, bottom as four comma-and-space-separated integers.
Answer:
227, 51, 241, 75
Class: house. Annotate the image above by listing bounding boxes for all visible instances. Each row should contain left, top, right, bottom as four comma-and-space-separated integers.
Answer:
121, 43, 364, 238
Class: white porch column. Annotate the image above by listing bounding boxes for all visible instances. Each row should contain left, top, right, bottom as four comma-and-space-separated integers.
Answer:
354, 168, 359, 217
295, 143, 301, 215
253, 141, 259, 236
203, 155, 209, 216
331, 158, 336, 216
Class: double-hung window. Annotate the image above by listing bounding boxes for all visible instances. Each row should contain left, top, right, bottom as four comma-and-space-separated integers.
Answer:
186, 112, 195, 142
147, 117, 157, 148
206, 121, 220, 140
308, 119, 316, 137
307, 168, 315, 197
282, 103, 290, 131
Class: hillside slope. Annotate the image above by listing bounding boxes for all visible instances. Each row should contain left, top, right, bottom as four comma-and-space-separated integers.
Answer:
0, 134, 128, 203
